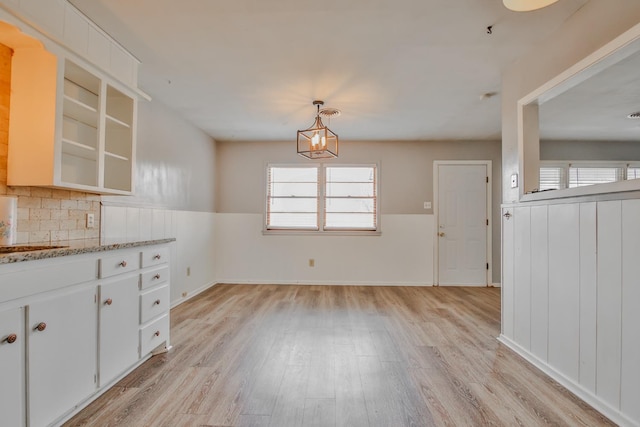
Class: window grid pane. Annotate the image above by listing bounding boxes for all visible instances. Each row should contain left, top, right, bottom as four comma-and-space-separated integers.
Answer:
267, 167, 318, 229
539, 167, 566, 190
325, 166, 377, 230
627, 167, 640, 180
569, 167, 624, 188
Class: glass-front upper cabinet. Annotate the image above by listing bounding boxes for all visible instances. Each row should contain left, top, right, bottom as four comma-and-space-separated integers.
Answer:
8, 52, 136, 195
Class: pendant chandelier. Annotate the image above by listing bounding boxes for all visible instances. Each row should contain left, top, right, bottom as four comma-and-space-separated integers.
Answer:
503, 0, 560, 11
297, 100, 339, 159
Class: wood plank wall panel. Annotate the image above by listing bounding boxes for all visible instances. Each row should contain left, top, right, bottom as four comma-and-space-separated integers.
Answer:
513, 207, 531, 349
547, 204, 580, 382
501, 208, 515, 339
596, 201, 622, 409
621, 199, 640, 421
578, 202, 597, 392
530, 205, 549, 362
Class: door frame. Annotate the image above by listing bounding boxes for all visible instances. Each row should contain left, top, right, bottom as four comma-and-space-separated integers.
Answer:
433, 160, 492, 286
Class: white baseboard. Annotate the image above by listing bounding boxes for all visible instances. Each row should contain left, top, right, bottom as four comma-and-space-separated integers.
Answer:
491, 282, 501, 287
170, 281, 218, 308
213, 279, 435, 287
497, 335, 636, 427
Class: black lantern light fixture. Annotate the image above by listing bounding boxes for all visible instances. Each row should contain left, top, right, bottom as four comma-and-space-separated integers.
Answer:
297, 100, 339, 159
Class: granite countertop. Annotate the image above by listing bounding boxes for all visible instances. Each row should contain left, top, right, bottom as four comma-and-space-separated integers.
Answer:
0, 238, 176, 264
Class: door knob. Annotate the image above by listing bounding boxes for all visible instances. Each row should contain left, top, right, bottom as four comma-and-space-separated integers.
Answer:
438, 232, 445, 237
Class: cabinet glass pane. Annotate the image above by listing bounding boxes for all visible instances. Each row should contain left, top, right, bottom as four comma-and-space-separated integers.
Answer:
104, 155, 131, 192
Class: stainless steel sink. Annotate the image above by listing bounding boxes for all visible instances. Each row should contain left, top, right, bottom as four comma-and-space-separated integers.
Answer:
0, 245, 69, 254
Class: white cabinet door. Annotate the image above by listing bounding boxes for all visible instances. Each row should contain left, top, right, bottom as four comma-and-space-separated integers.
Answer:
28, 286, 98, 427
0, 307, 25, 427
99, 275, 140, 386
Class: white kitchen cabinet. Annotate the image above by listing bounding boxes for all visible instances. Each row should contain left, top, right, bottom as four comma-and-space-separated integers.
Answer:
28, 286, 98, 427
0, 306, 25, 427
99, 275, 140, 387
139, 246, 171, 354
8, 55, 136, 194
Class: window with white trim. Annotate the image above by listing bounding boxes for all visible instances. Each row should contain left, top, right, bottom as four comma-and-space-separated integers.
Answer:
539, 161, 640, 190
266, 164, 378, 232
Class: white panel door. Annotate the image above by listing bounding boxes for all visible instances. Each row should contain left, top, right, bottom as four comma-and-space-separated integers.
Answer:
596, 201, 622, 409
437, 164, 488, 285
28, 286, 98, 427
0, 307, 25, 427
530, 205, 549, 361
621, 199, 640, 421
548, 203, 580, 382
99, 276, 140, 386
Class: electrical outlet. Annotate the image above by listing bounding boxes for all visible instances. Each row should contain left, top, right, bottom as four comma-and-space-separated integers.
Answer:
510, 173, 518, 188
187, 267, 191, 276
309, 259, 315, 267
86, 213, 95, 228
423, 201, 431, 210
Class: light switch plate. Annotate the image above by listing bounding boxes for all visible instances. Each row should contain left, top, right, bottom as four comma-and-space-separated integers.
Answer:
510, 173, 518, 188
86, 213, 95, 228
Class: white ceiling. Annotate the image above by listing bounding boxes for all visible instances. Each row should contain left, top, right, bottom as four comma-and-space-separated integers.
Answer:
68, 0, 589, 142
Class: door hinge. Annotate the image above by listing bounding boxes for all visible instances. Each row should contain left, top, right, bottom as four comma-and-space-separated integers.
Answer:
94, 374, 97, 384
486, 263, 489, 270
486, 219, 489, 226
486, 176, 489, 183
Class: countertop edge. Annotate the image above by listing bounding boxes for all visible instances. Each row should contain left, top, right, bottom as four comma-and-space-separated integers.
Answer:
0, 238, 176, 264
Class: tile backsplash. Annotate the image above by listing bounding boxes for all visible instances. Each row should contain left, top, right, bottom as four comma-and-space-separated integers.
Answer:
0, 42, 101, 245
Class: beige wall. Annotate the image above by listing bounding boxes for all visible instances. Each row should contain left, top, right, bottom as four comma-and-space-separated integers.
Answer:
501, 0, 640, 203
541, 139, 640, 161
217, 139, 501, 214
0, 42, 100, 244
216, 139, 502, 283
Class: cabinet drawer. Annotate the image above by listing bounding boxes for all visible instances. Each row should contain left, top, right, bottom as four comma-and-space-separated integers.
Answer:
140, 314, 169, 356
140, 285, 169, 324
140, 266, 169, 290
99, 252, 139, 278
141, 247, 169, 268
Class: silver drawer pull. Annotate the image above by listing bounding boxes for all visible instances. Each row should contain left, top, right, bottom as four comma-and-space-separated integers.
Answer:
153, 299, 161, 305
119, 260, 127, 268
154, 331, 160, 337
153, 254, 162, 260
154, 274, 161, 280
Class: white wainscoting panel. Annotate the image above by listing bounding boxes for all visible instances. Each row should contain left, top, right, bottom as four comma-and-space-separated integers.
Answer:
547, 203, 580, 382
530, 205, 549, 362
215, 214, 433, 286
501, 207, 515, 339
502, 197, 640, 426
578, 202, 597, 393
621, 199, 640, 421
596, 201, 622, 409
514, 206, 531, 350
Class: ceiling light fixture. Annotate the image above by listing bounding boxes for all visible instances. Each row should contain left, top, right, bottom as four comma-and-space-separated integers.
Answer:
297, 100, 339, 159
503, 0, 560, 12
627, 112, 640, 119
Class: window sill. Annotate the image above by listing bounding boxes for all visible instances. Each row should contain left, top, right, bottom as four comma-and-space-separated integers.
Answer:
262, 229, 381, 236
521, 178, 640, 202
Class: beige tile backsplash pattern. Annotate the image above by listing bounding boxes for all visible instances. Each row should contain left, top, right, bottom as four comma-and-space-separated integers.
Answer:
0, 43, 101, 245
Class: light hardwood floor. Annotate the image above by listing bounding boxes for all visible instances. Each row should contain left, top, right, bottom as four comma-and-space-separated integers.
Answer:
65, 285, 613, 427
